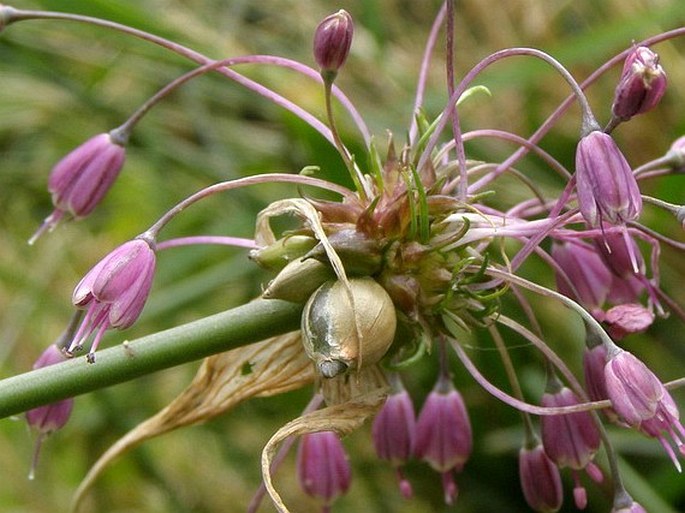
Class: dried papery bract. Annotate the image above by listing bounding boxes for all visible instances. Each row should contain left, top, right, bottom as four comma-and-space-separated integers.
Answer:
72, 333, 315, 511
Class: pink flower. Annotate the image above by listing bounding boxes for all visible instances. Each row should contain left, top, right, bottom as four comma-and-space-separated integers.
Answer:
31, 131, 126, 244
371, 377, 416, 498
69, 237, 156, 362
313, 10, 354, 77
518, 443, 563, 512
297, 431, 351, 512
604, 303, 655, 340
604, 349, 685, 470
575, 131, 642, 227
414, 376, 472, 505
540, 384, 603, 508
612, 46, 667, 122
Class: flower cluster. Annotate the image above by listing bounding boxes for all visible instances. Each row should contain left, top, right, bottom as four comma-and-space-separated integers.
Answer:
3, 2, 685, 512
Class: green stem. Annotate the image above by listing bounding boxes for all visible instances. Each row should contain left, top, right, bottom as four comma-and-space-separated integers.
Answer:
0, 299, 303, 419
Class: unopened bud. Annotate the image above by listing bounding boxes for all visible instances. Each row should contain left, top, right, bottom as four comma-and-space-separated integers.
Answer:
612, 46, 667, 122
313, 9, 354, 79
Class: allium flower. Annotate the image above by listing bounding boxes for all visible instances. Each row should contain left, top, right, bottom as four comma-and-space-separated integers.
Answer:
575, 130, 642, 227
296, 431, 351, 512
371, 376, 416, 498
551, 241, 613, 320
31, 131, 126, 244
415, 375, 472, 505
604, 349, 685, 470
612, 46, 667, 122
595, 229, 645, 279
313, 10, 354, 77
69, 237, 156, 362
603, 303, 655, 340
540, 384, 603, 509
26, 344, 74, 479
583, 344, 622, 424
518, 443, 563, 513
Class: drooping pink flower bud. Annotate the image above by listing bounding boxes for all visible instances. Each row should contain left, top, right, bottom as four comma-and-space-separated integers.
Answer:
31, 131, 127, 244
518, 442, 563, 513
414, 376, 472, 505
612, 46, 667, 122
551, 240, 613, 320
26, 344, 75, 479
371, 375, 416, 498
604, 349, 685, 470
540, 382, 603, 509
296, 431, 351, 512
69, 237, 156, 362
582, 343, 622, 424
313, 10, 354, 78
604, 303, 655, 340
575, 131, 642, 227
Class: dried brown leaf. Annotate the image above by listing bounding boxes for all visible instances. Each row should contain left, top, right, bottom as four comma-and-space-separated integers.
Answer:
71, 331, 314, 512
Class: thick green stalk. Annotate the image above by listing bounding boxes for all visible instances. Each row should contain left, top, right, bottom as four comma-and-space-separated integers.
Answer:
0, 299, 303, 419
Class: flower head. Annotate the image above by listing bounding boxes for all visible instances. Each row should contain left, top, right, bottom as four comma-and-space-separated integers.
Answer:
296, 431, 351, 511
575, 130, 642, 227
604, 349, 685, 470
518, 442, 563, 513
69, 237, 156, 362
371, 375, 416, 498
414, 375, 472, 505
612, 46, 667, 122
31, 131, 127, 244
313, 10, 354, 78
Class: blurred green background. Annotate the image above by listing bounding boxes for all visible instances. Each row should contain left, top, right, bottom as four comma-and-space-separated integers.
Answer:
1, 0, 685, 512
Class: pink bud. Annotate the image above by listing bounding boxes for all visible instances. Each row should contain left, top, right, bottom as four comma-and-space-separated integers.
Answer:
371, 377, 416, 498
69, 237, 156, 361
296, 431, 351, 509
583, 344, 622, 424
612, 46, 667, 122
518, 443, 563, 512
604, 349, 685, 470
26, 345, 74, 434
415, 376, 472, 505
575, 131, 642, 227
31, 131, 126, 243
313, 10, 354, 76
551, 241, 613, 319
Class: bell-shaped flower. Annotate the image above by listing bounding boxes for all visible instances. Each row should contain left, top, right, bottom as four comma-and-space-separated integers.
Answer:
296, 431, 351, 512
313, 10, 354, 78
414, 375, 472, 505
575, 130, 642, 227
551, 241, 613, 320
604, 348, 685, 470
582, 343, 622, 425
25, 344, 75, 479
371, 375, 416, 498
31, 131, 126, 244
518, 442, 563, 513
69, 237, 156, 362
611, 46, 667, 122
540, 382, 603, 509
